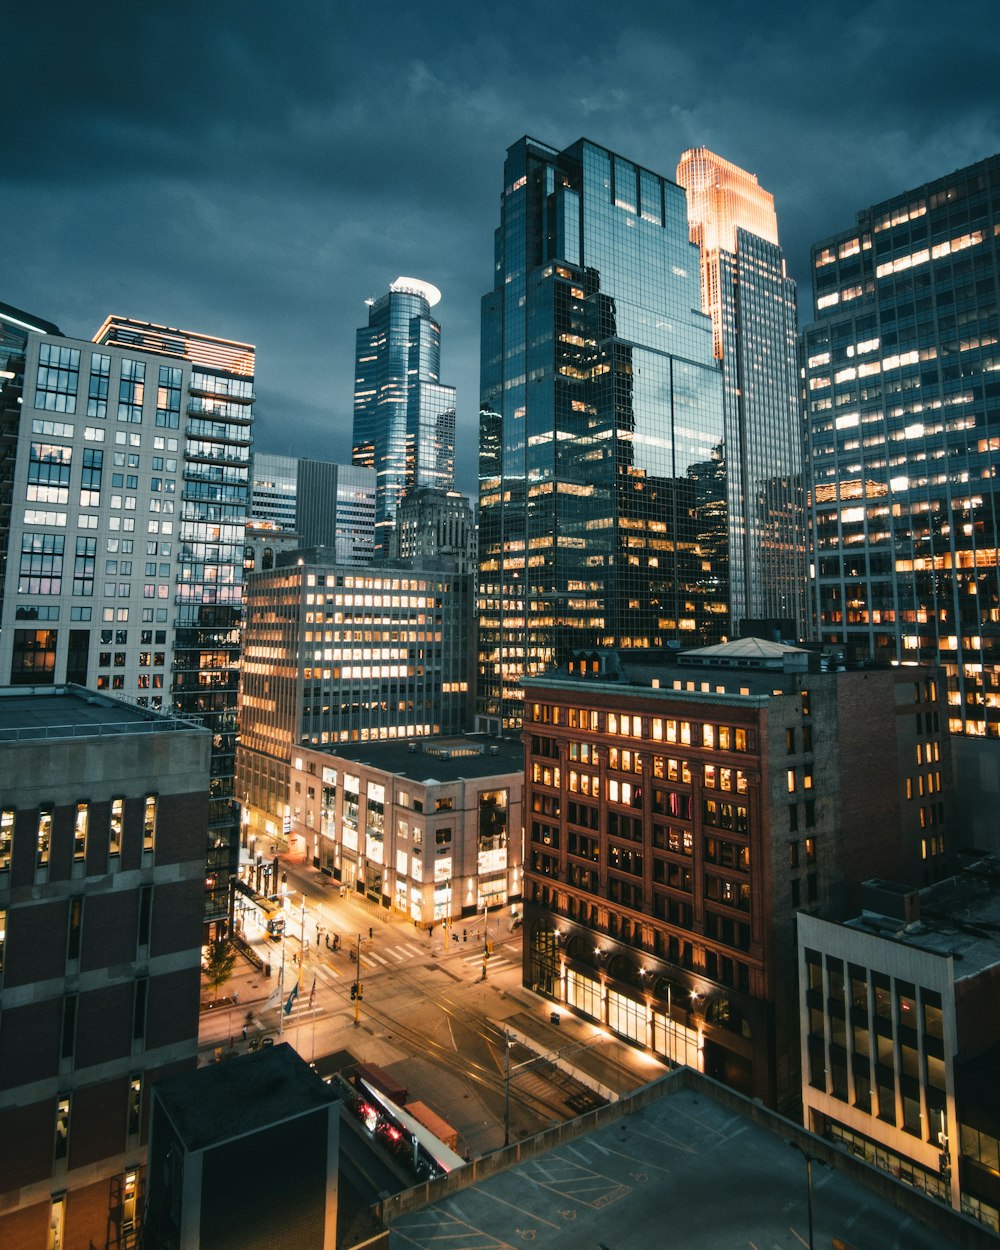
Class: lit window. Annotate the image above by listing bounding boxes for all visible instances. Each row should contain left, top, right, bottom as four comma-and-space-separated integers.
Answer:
110, 798, 123, 857
54, 1096, 71, 1160
74, 802, 88, 861
787, 770, 796, 794
0, 809, 12, 872
143, 796, 156, 854
37, 805, 53, 867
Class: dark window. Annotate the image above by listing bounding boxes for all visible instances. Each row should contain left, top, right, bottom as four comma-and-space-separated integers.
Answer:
132, 977, 148, 1040
137, 885, 152, 948
61, 994, 77, 1060
66, 629, 90, 684
67, 897, 83, 962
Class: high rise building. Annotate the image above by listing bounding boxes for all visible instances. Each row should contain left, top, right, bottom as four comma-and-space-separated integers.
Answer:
478, 137, 727, 733
248, 450, 299, 531
0, 312, 254, 924
249, 451, 375, 563
236, 551, 473, 844
390, 487, 476, 574
353, 278, 456, 556
0, 303, 63, 621
0, 686, 210, 1249
676, 149, 806, 635
801, 154, 1000, 846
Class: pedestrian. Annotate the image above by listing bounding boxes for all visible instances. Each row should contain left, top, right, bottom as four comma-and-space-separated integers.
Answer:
429, 924, 434, 937
369, 925, 373, 940
241, 1024, 247, 1042
316, 932, 320, 947
325, 933, 330, 949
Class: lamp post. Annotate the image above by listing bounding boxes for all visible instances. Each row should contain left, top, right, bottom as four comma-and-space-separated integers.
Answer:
354, 932, 362, 1027
278, 915, 286, 1037
787, 1140, 822, 1250
503, 1028, 511, 1148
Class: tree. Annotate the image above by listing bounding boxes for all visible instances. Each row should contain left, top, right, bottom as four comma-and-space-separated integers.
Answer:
203, 939, 237, 1003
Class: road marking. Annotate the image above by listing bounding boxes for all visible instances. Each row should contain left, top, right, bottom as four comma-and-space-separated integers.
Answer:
790, 1227, 808, 1248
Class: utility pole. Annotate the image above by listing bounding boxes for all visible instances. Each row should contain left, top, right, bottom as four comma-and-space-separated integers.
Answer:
278, 916, 286, 1036
482, 900, 490, 980
297, 893, 306, 1049
353, 932, 362, 1027
503, 1028, 511, 1147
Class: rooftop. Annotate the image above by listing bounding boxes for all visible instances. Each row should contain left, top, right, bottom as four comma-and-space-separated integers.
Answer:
844, 858, 1000, 980
382, 1068, 967, 1249
309, 734, 524, 784
0, 685, 202, 742
522, 643, 916, 705
153, 1043, 336, 1152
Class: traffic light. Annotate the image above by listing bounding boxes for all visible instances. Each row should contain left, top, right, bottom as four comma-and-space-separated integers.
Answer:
487, 940, 494, 955
357, 983, 363, 1002
350, 982, 358, 1000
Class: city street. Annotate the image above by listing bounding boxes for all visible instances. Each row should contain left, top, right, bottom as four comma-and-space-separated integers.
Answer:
198, 854, 644, 1156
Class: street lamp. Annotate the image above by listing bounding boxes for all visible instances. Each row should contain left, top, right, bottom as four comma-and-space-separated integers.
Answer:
503, 1028, 511, 1148
786, 1140, 824, 1250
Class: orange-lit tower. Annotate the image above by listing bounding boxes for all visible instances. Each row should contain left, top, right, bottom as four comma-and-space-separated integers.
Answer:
677, 149, 805, 636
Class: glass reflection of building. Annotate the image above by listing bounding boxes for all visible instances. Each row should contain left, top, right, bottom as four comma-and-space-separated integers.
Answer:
676, 149, 806, 635
353, 277, 456, 557
802, 154, 1000, 739
478, 137, 727, 731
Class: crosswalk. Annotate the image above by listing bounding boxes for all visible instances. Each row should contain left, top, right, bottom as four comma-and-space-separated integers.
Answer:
269, 939, 520, 1019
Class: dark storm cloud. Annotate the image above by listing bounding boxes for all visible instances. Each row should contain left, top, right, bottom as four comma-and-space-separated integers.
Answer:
5, 2, 998, 495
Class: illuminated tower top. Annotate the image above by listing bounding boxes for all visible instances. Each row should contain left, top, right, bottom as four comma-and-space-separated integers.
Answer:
676, 148, 780, 255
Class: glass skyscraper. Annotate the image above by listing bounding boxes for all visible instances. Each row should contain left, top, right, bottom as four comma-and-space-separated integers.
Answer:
677, 149, 805, 635
478, 137, 726, 731
802, 153, 1000, 740
353, 277, 456, 556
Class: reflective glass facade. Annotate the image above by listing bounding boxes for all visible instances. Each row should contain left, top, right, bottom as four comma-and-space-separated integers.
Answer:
802, 154, 1000, 736
677, 150, 806, 634
479, 138, 727, 730
353, 279, 456, 556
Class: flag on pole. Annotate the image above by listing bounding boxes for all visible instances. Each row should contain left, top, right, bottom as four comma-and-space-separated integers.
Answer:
284, 974, 300, 1015
308, 975, 316, 1008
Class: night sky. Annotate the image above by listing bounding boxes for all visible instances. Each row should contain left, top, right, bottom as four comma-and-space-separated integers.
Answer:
5, 2, 997, 498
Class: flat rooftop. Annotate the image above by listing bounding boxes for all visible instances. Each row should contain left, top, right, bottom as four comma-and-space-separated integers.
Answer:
154, 1043, 337, 1152
384, 1071, 968, 1249
312, 734, 524, 784
0, 685, 200, 742
847, 858, 1000, 980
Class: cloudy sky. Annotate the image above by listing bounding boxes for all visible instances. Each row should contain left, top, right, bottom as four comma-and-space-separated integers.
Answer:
5, 2, 997, 497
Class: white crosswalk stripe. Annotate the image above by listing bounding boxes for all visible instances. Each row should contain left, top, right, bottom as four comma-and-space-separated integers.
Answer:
460, 951, 516, 970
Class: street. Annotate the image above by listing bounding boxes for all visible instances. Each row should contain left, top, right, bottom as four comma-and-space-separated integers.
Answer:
199, 854, 621, 1156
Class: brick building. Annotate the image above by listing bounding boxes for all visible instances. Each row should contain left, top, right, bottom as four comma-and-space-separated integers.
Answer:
0, 686, 210, 1250
522, 639, 953, 1109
